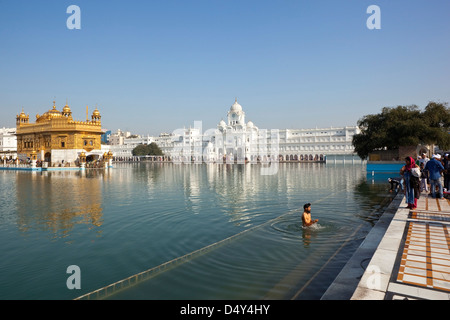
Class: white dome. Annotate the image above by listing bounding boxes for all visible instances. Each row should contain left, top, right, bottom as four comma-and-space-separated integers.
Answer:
230, 98, 242, 113
219, 119, 226, 127
247, 121, 254, 128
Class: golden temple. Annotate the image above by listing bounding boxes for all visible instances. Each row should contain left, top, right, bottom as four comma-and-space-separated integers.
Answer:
16, 101, 104, 165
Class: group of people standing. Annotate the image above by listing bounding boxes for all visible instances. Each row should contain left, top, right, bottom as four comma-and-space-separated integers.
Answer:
400, 152, 449, 209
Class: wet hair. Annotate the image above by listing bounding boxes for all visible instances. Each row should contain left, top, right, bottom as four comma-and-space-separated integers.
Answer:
303, 203, 311, 210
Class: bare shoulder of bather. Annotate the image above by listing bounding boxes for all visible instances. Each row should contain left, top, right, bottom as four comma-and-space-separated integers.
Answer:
302, 211, 318, 227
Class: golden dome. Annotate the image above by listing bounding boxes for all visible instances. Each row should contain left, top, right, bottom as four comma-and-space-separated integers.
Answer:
16, 108, 29, 124
92, 108, 101, 117
45, 101, 63, 118
49, 105, 60, 113
18, 111, 27, 118
35, 101, 64, 122
63, 104, 71, 113
17, 107, 28, 118
91, 107, 101, 122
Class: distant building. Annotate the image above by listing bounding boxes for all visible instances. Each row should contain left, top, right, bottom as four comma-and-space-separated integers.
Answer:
162, 99, 361, 163
109, 129, 131, 146
101, 130, 111, 144
0, 127, 17, 159
109, 134, 155, 159
105, 99, 361, 162
15, 102, 105, 165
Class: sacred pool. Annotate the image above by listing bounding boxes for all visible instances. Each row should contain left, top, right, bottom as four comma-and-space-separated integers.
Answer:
0, 162, 393, 300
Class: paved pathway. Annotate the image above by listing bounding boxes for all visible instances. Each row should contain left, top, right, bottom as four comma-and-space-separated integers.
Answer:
351, 193, 450, 300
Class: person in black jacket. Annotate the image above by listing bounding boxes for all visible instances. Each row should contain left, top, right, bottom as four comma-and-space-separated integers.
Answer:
419, 162, 429, 192
388, 177, 402, 193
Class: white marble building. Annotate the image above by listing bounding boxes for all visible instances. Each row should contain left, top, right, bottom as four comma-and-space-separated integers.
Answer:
166, 99, 361, 163
109, 99, 361, 163
109, 135, 154, 159
0, 127, 17, 158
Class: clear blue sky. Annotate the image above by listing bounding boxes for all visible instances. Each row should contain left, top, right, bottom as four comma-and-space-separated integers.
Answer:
1, 0, 449, 135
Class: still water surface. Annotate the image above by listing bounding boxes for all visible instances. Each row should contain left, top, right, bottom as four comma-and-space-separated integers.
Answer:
0, 162, 394, 300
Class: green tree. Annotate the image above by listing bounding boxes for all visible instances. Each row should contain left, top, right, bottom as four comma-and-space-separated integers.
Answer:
147, 142, 164, 156
132, 143, 164, 156
352, 102, 450, 159
132, 144, 149, 156
421, 102, 450, 148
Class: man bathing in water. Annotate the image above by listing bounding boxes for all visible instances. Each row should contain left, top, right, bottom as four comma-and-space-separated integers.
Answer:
302, 203, 318, 227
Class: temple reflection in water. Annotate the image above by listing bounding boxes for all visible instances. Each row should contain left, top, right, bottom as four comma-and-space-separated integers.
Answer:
14, 169, 107, 239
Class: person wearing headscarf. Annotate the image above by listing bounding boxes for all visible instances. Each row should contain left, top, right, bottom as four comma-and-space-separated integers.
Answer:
400, 156, 419, 209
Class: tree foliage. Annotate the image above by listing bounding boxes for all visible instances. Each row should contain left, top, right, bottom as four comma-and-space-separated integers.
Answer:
132, 142, 164, 156
352, 102, 450, 159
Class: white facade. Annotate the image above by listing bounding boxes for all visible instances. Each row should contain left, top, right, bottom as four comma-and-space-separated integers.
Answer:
278, 127, 359, 161
108, 134, 155, 159
153, 133, 176, 156
109, 99, 361, 162
165, 99, 360, 163
109, 129, 132, 146
0, 127, 17, 158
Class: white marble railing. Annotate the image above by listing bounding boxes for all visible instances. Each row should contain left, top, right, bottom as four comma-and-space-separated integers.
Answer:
0, 163, 30, 168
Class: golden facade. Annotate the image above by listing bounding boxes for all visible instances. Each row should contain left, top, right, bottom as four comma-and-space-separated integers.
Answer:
16, 101, 103, 164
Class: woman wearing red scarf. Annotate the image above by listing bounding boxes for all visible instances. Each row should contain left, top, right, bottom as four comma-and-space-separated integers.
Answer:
400, 156, 420, 209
